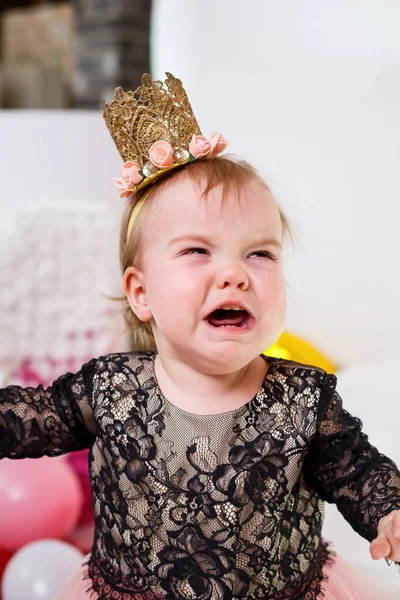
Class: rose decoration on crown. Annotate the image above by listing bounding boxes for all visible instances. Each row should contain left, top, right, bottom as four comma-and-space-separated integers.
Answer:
149, 141, 174, 168
114, 133, 229, 199
104, 73, 229, 200
115, 162, 144, 198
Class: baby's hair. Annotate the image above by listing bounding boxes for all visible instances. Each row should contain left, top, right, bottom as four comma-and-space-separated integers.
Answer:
117, 155, 292, 352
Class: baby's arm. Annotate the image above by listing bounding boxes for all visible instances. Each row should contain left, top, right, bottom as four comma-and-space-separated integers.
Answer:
0, 359, 97, 459
303, 373, 400, 561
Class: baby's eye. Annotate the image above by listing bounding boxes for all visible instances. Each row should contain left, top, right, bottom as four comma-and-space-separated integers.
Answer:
183, 247, 208, 255
249, 250, 278, 261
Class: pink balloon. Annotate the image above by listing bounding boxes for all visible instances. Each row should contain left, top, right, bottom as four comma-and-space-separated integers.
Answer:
0, 457, 83, 551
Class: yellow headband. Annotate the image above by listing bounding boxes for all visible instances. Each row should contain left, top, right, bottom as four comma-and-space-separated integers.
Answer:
126, 189, 152, 240
125, 160, 192, 240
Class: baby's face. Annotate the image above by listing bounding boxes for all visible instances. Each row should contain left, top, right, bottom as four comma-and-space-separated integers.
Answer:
133, 174, 286, 373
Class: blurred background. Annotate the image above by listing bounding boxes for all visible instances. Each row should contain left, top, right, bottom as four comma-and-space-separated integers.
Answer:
0, 0, 400, 598
0, 0, 151, 108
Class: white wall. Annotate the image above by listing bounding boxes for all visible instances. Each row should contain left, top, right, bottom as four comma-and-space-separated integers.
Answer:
152, 0, 400, 367
0, 111, 121, 230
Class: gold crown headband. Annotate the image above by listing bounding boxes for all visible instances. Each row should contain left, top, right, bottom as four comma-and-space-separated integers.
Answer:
103, 73, 229, 239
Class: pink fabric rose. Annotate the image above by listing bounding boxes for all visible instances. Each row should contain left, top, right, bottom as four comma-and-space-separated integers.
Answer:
115, 161, 143, 198
149, 141, 174, 168
208, 132, 229, 156
189, 135, 211, 159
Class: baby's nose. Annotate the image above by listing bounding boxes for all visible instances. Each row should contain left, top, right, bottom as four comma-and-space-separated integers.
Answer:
216, 263, 249, 289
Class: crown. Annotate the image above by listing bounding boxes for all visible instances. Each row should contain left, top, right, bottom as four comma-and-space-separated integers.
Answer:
104, 73, 228, 197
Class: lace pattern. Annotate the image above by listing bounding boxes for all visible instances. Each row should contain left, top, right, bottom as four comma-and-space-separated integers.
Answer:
1, 352, 400, 599
103, 73, 202, 167
0, 360, 96, 457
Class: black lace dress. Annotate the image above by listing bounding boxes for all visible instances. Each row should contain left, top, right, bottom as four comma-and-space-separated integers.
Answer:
1, 352, 399, 599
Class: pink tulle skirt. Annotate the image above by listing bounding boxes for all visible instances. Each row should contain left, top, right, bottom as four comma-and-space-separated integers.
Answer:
57, 553, 400, 600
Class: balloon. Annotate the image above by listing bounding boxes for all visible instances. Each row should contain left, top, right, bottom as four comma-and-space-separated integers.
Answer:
65, 521, 95, 554
264, 331, 336, 373
1, 539, 83, 600
0, 547, 14, 591
0, 456, 83, 551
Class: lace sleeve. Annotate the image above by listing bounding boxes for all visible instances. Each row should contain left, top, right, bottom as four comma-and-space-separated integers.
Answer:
0, 359, 97, 459
303, 373, 400, 543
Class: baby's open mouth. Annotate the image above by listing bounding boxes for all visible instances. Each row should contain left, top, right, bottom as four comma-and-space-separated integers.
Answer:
205, 307, 252, 328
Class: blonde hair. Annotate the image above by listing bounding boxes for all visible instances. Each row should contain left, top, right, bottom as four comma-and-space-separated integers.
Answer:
117, 155, 292, 352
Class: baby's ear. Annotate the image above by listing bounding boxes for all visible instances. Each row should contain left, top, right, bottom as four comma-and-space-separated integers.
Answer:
123, 266, 153, 322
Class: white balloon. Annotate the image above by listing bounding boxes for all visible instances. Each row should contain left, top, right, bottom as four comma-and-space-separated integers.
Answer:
2, 539, 84, 600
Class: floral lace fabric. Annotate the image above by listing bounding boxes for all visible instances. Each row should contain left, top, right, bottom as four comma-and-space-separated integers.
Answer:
1, 352, 400, 599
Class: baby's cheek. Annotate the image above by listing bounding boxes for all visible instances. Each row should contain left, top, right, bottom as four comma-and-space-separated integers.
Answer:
266, 272, 286, 303
278, 279, 288, 311
266, 275, 287, 321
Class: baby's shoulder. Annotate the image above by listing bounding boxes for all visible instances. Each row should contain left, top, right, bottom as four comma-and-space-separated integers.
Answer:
89, 351, 156, 384
265, 355, 333, 391
84, 352, 156, 420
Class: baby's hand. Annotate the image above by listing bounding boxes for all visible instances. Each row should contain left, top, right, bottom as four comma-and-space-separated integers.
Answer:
370, 510, 400, 562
